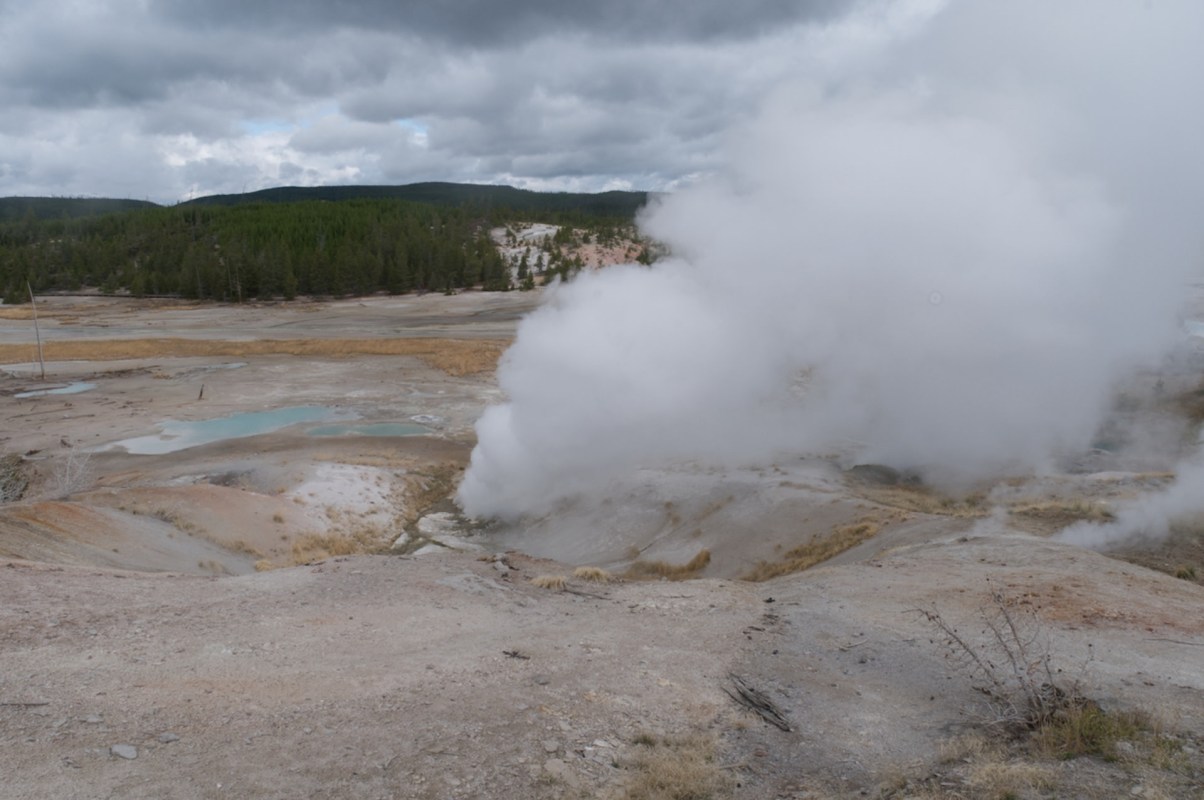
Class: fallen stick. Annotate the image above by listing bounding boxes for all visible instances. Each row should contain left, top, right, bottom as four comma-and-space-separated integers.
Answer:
724, 673, 791, 732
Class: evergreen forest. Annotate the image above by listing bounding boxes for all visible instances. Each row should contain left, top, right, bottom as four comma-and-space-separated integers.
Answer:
0, 184, 650, 303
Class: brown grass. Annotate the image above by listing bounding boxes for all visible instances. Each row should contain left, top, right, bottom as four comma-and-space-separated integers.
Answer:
622, 733, 730, 800
0, 337, 508, 376
227, 539, 264, 558
852, 484, 990, 518
1008, 499, 1115, 527
573, 566, 615, 583
625, 548, 711, 580
530, 574, 567, 591
964, 758, 1057, 798
742, 519, 881, 582
1031, 705, 1150, 761
399, 463, 463, 528
289, 530, 384, 564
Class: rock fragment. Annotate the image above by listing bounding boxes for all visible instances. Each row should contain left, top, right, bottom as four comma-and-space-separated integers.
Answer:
110, 744, 137, 760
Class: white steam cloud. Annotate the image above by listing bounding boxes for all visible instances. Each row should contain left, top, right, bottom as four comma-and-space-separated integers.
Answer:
1058, 460, 1204, 550
458, 1, 1204, 520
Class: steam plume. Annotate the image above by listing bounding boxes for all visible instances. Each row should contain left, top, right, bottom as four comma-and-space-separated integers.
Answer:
1058, 460, 1204, 550
458, 1, 1204, 520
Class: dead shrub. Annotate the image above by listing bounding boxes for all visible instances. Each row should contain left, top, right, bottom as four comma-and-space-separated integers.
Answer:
45, 446, 94, 500
917, 589, 1087, 735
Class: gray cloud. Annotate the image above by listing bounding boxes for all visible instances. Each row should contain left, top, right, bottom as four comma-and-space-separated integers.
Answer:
153, 0, 853, 45
0, 0, 932, 201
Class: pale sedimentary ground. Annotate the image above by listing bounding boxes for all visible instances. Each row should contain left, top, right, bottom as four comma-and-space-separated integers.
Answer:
0, 293, 1200, 798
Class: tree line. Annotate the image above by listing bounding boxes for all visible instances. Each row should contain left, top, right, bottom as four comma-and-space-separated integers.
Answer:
0, 194, 644, 304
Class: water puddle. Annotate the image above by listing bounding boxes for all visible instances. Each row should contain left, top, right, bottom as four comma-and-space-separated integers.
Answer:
106, 406, 342, 455
15, 381, 97, 399
306, 422, 429, 437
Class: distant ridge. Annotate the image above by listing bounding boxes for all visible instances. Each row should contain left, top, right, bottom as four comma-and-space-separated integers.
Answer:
1, 183, 651, 221
182, 182, 649, 218
0, 197, 158, 222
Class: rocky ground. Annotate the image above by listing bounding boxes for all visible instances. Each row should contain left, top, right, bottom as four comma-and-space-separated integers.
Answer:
0, 293, 1201, 799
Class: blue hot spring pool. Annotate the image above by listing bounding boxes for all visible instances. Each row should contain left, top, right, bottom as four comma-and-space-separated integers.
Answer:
107, 406, 340, 455
15, 381, 97, 399
105, 407, 431, 454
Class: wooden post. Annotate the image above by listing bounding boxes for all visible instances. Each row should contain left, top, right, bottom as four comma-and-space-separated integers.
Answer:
26, 282, 45, 380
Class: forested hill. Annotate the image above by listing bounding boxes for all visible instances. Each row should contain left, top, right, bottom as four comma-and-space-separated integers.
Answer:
183, 182, 649, 220
0, 197, 159, 222
0, 184, 651, 303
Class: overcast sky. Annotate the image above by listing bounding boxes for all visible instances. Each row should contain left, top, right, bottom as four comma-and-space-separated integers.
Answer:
0, 0, 944, 203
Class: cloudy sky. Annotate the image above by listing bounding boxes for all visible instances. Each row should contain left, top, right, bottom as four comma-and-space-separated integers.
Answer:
0, 0, 943, 203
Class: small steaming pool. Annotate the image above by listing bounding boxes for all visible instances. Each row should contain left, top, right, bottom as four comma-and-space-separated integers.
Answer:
15, 381, 96, 399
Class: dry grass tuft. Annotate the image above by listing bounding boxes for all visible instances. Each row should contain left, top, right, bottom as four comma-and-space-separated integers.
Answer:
253, 559, 274, 572
741, 518, 881, 582
0, 453, 30, 504
228, 539, 264, 558
399, 463, 462, 528
1009, 499, 1114, 528
572, 566, 615, 583
852, 483, 990, 518
0, 336, 508, 376
1031, 704, 1150, 760
964, 758, 1057, 798
530, 574, 567, 591
622, 733, 730, 800
625, 548, 711, 580
289, 530, 384, 564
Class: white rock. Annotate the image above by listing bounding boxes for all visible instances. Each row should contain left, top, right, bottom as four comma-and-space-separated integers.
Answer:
416, 512, 462, 537
110, 744, 137, 760
429, 535, 485, 552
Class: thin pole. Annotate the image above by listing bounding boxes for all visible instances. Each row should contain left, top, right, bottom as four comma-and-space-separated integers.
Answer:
27, 282, 45, 380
